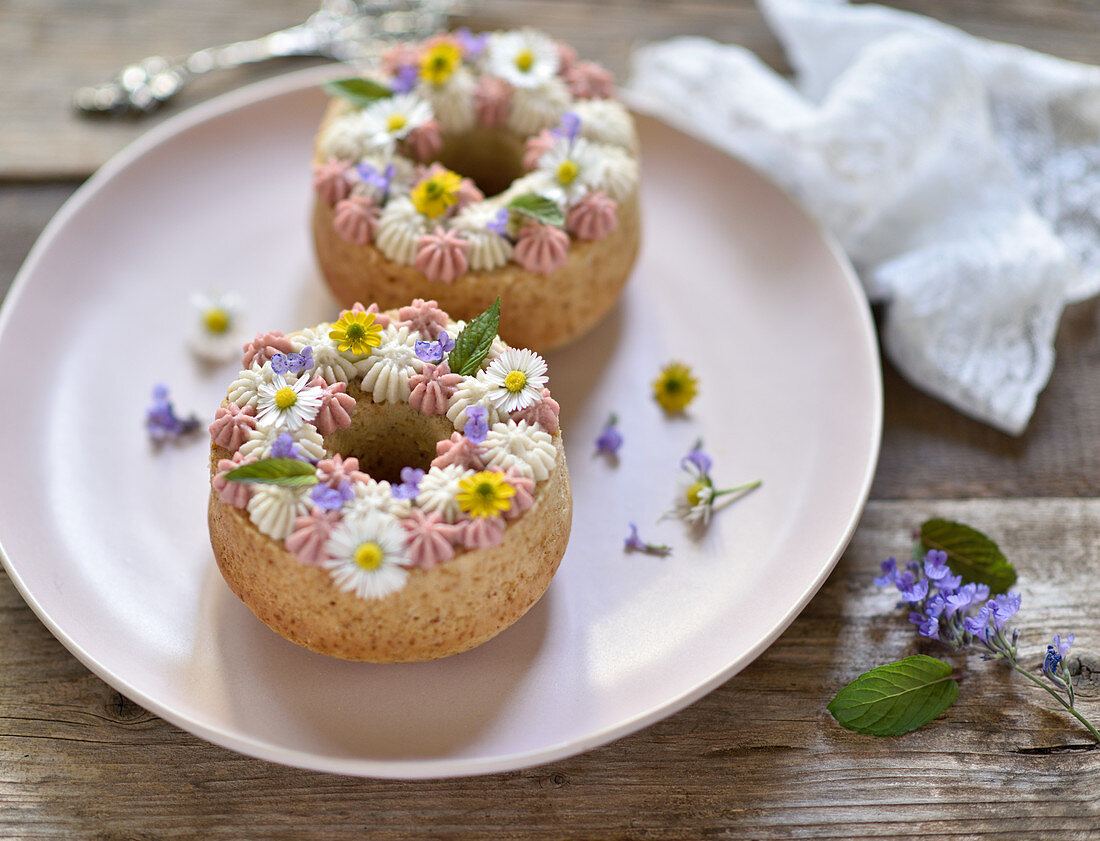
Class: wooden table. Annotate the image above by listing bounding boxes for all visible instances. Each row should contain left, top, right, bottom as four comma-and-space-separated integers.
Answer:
4, 2, 1100, 837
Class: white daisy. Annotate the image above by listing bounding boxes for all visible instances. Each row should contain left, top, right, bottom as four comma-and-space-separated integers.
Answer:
255, 374, 324, 430
324, 509, 412, 601
414, 464, 470, 523
359, 324, 424, 403
487, 29, 560, 89
188, 290, 244, 364
356, 93, 433, 155
482, 420, 557, 481
535, 136, 606, 206
247, 484, 311, 541
483, 348, 548, 413
344, 477, 413, 520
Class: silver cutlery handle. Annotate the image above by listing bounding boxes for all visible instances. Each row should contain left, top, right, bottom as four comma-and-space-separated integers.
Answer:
73, 0, 462, 117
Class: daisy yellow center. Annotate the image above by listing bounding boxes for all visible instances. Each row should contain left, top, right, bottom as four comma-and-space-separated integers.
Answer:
203, 307, 230, 334
345, 322, 367, 341
386, 113, 408, 133
556, 159, 579, 185
353, 542, 384, 571
686, 480, 708, 507
504, 370, 528, 393
273, 387, 298, 410
514, 48, 535, 72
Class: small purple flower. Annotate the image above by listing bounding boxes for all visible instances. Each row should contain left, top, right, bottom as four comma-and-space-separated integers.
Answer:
311, 481, 353, 512
414, 330, 456, 363
595, 414, 622, 458
945, 582, 991, 616
357, 162, 397, 195
962, 602, 991, 641
146, 384, 200, 444
392, 467, 426, 500
391, 64, 419, 94
874, 557, 899, 587
1055, 633, 1076, 657
465, 406, 489, 444
917, 610, 941, 640
270, 433, 300, 460
988, 592, 1022, 629
455, 27, 489, 59
624, 523, 672, 557
1044, 645, 1064, 677
486, 207, 509, 237
552, 111, 582, 143
271, 346, 314, 375
680, 443, 713, 476
898, 577, 929, 603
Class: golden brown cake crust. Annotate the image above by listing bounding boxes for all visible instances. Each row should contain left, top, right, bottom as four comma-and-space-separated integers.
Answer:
311, 100, 641, 351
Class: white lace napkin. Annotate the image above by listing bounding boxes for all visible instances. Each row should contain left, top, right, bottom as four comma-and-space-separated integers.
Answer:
625, 0, 1100, 434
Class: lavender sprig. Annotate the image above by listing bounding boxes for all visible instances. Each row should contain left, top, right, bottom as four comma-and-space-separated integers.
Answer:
876, 548, 1100, 743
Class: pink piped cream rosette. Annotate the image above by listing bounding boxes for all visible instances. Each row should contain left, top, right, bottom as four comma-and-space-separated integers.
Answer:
311, 27, 641, 351
206, 299, 572, 663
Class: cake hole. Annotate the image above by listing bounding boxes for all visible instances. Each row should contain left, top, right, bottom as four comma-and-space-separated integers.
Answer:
433, 128, 527, 198
323, 399, 452, 485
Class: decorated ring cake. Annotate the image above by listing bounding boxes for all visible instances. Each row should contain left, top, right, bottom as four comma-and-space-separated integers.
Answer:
206, 298, 572, 662
311, 27, 641, 351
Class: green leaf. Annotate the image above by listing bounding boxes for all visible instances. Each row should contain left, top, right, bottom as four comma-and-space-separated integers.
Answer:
506, 193, 564, 227
448, 297, 501, 377
919, 518, 1017, 594
322, 78, 393, 108
225, 457, 319, 488
827, 656, 959, 737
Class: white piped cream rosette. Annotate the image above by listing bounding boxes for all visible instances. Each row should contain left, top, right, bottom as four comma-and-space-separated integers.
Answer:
206, 298, 572, 663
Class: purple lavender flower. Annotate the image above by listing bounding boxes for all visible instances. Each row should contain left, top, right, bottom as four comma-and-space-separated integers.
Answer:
392, 467, 426, 500
145, 384, 200, 444
465, 406, 489, 444
414, 330, 456, 363
874, 557, 899, 587
595, 414, 622, 458
357, 162, 397, 195
312, 481, 353, 512
552, 111, 582, 143
391, 64, 419, 94
962, 602, 992, 641
624, 523, 672, 557
680, 443, 713, 476
270, 433, 300, 460
455, 27, 489, 59
989, 592, 1022, 629
271, 346, 314, 375
486, 207, 510, 237
898, 577, 929, 603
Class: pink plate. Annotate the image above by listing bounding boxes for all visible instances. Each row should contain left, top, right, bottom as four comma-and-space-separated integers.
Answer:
0, 67, 881, 778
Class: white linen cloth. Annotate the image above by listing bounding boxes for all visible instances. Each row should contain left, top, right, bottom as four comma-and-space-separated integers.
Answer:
625, 0, 1100, 434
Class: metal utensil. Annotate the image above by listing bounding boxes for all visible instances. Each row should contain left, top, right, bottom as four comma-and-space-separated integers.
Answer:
73, 0, 462, 117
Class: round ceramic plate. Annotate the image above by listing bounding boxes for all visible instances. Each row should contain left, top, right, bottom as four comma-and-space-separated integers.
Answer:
0, 67, 881, 778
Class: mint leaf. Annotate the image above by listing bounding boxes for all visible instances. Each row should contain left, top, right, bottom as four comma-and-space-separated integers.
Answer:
506, 193, 564, 227
448, 297, 501, 376
827, 656, 958, 736
322, 78, 393, 108
225, 457, 319, 488
920, 518, 1017, 594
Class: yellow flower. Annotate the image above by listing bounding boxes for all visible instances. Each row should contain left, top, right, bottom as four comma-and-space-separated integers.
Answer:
653, 362, 698, 413
329, 310, 383, 356
420, 41, 462, 86
410, 169, 464, 219
456, 471, 516, 519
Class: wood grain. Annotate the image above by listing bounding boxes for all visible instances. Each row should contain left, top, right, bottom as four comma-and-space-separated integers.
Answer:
2, 500, 1098, 838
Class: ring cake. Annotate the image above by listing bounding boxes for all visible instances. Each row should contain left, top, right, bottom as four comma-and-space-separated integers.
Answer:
207, 298, 572, 662
311, 27, 641, 350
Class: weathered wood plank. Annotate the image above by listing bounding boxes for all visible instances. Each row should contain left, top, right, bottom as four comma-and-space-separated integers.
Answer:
1, 499, 1098, 838
5, 0, 1100, 177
